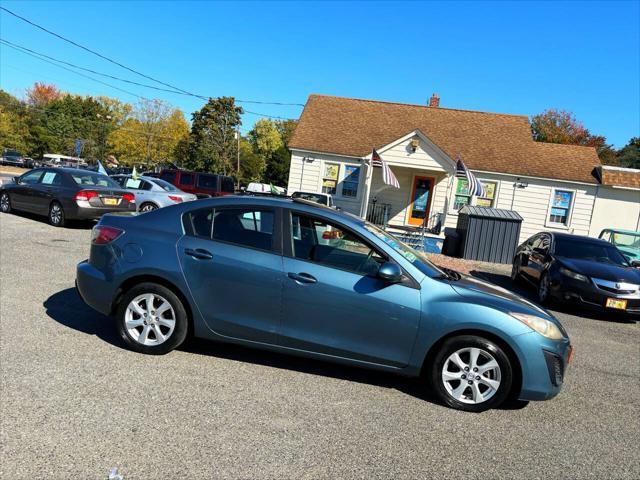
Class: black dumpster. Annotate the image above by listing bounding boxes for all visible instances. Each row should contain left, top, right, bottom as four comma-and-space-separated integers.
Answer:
442, 227, 461, 257
456, 206, 523, 264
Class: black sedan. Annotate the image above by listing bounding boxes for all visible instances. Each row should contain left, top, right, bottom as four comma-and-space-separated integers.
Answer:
512, 232, 640, 317
0, 167, 136, 227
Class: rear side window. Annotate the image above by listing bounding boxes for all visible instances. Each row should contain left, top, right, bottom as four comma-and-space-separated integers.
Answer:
213, 208, 274, 251
41, 171, 62, 186
160, 171, 177, 184
197, 174, 218, 189
184, 208, 214, 238
180, 173, 194, 185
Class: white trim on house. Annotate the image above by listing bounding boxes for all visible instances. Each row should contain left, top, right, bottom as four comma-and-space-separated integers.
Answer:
375, 129, 458, 170
471, 169, 598, 187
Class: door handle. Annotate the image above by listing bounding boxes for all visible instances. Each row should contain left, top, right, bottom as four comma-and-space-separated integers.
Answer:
287, 272, 317, 284
184, 248, 213, 260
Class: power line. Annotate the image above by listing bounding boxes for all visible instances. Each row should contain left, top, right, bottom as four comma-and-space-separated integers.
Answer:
0, 7, 305, 108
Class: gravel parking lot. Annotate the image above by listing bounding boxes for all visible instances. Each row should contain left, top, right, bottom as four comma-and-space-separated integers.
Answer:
1, 211, 639, 479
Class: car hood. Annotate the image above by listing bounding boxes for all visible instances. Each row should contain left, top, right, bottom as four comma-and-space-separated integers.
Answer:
447, 272, 565, 329
556, 257, 640, 282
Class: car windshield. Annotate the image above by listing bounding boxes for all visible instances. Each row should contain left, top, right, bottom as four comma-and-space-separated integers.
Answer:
150, 178, 179, 192
364, 223, 445, 277
71, 172, 119, 188
555, 238, 630, 266
610, 231, 640, 250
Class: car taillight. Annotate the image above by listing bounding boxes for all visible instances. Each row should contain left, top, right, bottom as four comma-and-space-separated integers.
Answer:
91, 225, 124, 245
74, 190, 98, 202
122, 192, 135, 203
168, 195, 183, 203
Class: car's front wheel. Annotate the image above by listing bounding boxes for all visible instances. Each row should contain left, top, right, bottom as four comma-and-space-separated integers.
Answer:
431, 335, 513, 412
0, 192, 11, 213
538, 272, 551, 305
116, 283, 188, 355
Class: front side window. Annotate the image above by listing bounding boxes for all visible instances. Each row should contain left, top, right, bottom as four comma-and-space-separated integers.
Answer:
213, 208, 274, 251
341, 165, 360, 197
19, 170, 44, 185
548, 190, 574, 225
291, 213, 384, 275
322, 163, 339, 195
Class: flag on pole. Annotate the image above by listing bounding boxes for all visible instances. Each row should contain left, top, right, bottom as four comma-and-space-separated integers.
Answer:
132, 166, 140, 180
97, 160, 108, 175
455, 156, 486, 198
371, 149, 400, 189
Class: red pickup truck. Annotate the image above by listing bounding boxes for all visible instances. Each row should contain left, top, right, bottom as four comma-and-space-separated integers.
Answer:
158, 169, 235, 198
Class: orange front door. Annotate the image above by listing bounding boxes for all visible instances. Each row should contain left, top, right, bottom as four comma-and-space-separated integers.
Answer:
407, 176, 434, 226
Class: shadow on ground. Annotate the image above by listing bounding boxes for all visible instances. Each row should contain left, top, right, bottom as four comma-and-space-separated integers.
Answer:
5, 210, 95, 230
45, 287, 530, 410
470, 270, 633, 323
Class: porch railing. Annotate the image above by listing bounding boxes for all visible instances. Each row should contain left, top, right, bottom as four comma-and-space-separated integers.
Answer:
366, 201, 391, 228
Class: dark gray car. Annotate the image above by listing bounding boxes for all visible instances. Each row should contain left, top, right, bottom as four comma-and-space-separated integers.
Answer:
0, 167, 136, 226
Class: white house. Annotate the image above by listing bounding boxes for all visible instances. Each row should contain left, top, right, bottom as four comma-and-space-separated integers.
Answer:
287, 94, 639, 243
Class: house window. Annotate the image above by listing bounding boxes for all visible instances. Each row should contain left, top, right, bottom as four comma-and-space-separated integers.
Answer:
454, 179, 497, 209
322, 163, 339, 195
341, 165, 360, 197
548, 189, 574, 226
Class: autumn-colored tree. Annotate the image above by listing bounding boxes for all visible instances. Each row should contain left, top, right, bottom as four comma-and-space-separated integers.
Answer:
108, 99, 189, 167
531, 109, 615, 164
26, 82, 61, 107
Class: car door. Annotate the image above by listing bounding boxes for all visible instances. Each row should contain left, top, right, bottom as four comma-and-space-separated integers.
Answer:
11, 169, 44, 211
528, 233, 552, 281
176, 205, 283, 344
279, 210, 421, 368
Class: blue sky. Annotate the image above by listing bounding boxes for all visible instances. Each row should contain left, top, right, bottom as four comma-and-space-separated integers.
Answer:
1, 1, 638, 146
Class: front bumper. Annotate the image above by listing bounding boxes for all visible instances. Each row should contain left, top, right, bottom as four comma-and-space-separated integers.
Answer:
549, 275, 640, 316
516, 332, 573, 401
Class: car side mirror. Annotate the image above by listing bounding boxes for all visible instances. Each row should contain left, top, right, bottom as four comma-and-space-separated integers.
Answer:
13, 176, 20, 184
377, 262, 402, 283
631, 260, 640, 268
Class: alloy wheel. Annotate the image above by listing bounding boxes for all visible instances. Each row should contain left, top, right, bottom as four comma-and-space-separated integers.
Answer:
0, 193, 10, 212
140, 203, 158, 213
124, 293, 176, 346
49, 203, 63, 225
441, 347, 502, 404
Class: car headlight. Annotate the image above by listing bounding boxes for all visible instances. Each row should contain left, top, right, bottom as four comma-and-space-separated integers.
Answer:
559, 267, 589, 282
510, 312, 565, 340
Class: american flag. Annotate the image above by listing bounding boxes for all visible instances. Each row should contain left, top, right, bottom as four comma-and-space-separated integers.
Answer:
455, 156, 486, 198
371, 149, 400, 188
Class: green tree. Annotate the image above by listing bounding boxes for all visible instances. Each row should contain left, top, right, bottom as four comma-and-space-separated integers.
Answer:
246, 118, 297, 186
238, 138, 266, 183
0, 90, 30, 153
186, 97, 243, 174
617, 137, 640, 169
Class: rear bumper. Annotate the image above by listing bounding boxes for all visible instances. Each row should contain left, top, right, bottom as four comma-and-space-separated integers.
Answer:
76, 260, 116, 315
67, 204, 137, 220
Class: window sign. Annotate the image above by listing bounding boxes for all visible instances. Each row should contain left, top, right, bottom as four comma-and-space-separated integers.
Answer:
476, 182, 497, 208
454, 178, 471, 210
126, 178, 142, 189
549, 190, 574, 225
341, 165, 360, 197
41, 172, 58, 185
322, 163, 339, 195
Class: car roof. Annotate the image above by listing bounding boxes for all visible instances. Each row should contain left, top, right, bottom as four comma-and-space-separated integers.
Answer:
48, 167, 104, 175
187, 195, 364, 227
546, 231, 612, 246
602, 228, 640, 235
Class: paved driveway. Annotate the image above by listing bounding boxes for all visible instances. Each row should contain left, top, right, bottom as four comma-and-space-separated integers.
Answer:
1, 212, 638, 479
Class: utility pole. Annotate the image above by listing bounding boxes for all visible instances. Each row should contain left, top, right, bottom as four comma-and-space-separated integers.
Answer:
235, 128, 240, 189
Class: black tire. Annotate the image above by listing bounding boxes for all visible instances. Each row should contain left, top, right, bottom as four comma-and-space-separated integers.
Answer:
511, 257, 523, 285
115, 282, 188, 355
538, 272, 552, 306
139, 202, 158, 213
430, 335, 513, 412
49, 201, 65, 227
0, 192, 12, 213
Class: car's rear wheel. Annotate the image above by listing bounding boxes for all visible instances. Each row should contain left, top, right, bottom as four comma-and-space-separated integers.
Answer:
431, 335, 513, 412
49, 201, 65, 227
139, 202, 158, 213
116, 283, 188, 355
0, 192, 11, 213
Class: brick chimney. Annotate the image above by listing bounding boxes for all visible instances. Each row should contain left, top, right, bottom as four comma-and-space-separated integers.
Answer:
428, 93, 440, 108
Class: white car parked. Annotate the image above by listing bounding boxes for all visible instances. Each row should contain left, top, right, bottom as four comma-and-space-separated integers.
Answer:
111, 175, 198, 212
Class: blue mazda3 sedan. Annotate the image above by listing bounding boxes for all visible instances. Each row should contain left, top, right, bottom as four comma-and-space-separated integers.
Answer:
76, 196, 572, 412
